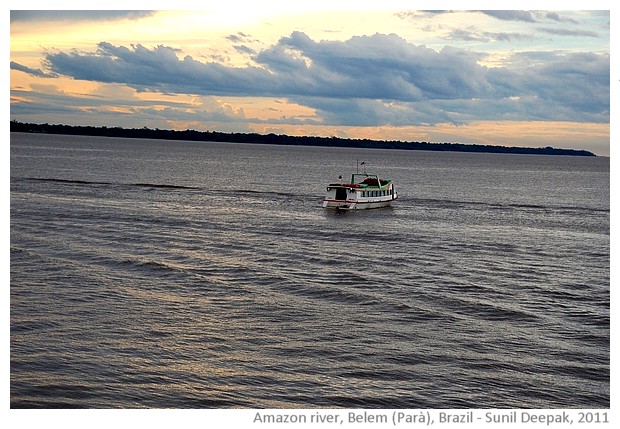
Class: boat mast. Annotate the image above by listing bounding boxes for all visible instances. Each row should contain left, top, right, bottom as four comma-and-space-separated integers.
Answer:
352, 160, 370, 184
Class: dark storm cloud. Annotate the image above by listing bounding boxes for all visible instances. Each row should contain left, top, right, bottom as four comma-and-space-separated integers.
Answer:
10, 10, 154, 23
41, 32, 609, 125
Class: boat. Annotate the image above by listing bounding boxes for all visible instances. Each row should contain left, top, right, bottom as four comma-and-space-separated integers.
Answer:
322, 167, 398, 210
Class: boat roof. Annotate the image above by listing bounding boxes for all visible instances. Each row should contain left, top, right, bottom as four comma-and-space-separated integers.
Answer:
328, 173, 392, 189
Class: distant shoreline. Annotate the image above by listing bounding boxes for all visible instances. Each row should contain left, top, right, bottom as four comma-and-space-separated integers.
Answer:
10, 121, 596, 157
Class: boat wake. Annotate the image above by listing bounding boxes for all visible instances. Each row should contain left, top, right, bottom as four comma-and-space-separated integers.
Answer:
19, 177, 202, 190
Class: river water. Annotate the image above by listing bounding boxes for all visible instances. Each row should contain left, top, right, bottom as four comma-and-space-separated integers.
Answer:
10, 133, 609, 408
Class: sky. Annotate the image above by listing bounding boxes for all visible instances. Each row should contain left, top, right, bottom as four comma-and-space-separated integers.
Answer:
7, 1, 613, 155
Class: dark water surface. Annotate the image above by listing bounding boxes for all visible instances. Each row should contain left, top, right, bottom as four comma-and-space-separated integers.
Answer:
10, 133, 609, 408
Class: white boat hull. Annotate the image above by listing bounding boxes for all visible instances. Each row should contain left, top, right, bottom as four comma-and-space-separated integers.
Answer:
322, 198, 395, 210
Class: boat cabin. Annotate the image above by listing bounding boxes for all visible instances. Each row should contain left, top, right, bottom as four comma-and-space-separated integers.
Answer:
323, 173, 397, 210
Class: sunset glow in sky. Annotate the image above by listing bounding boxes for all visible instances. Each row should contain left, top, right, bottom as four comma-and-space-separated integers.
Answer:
9, 2, 611, 155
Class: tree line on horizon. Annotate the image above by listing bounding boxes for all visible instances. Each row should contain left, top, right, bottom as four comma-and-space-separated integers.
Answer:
9, 120, 596, 157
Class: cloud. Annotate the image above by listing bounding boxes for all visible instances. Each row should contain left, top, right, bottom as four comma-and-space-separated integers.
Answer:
397, 10, 537, 23
395, 10, 451, 20
226, 32, 256, 43
44, 33, 493, 102
446, 30, 533, 43
545, 12, 579, 24
226, 34, 245, 43
233, 45, 257, 56
44, 42, 277, 95
10, 84, 256, 132
489, 51, 609, 119
11, 61, 58, 78
10, 10, 154, 23
39, 32, 609, 126
539, 28, 599, 38
480, 11, 536, 22
253, 32, 495, 102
